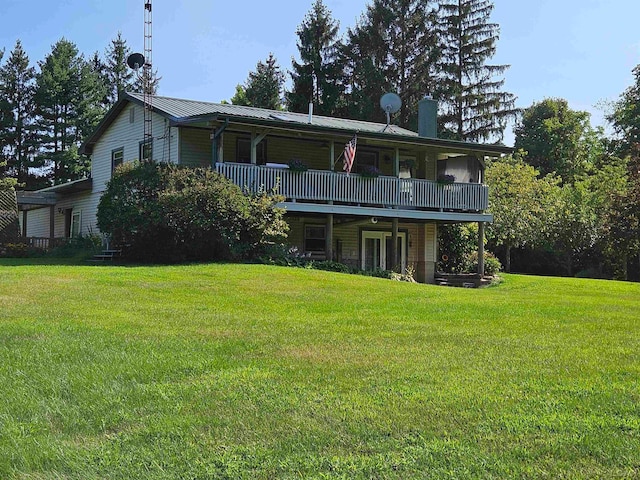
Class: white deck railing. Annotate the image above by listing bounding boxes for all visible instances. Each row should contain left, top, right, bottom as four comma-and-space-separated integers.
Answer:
215, 163, 488, 211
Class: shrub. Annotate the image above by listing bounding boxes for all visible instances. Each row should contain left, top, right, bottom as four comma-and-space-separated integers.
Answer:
97, 162, 288, 263
438, 223, 477, 273
464, 251, 503, 276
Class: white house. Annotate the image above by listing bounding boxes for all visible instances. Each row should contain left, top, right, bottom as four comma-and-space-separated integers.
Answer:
17, 92, 511, 282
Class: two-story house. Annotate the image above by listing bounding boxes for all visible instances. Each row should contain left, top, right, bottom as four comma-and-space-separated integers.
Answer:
17, 92, 511, 283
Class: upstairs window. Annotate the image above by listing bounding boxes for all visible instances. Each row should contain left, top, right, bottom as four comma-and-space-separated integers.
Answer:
236, 137, 267, 165
111, 148, 124, 172
139, 139, 152, 161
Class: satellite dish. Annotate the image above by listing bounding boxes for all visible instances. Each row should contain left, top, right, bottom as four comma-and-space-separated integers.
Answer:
380, 92, 402, 129
380, 92, 402, 114
127, 52, 145, 70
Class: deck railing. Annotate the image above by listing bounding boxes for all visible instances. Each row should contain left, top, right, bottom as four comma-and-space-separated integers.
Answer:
215, 162, 488, 211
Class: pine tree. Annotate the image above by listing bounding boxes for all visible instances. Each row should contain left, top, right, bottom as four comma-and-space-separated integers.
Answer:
34, 38, 97, 184
0, 40, 40, 188
132, 67, 160, 96
287, 0, 344, 115
436, 0, 517, 142
343, 0, 440, 128
104, 32, 135, 105
236, 53, 284, 110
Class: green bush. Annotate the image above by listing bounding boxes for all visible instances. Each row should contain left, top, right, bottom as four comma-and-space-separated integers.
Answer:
438, 223, 477, 273
464, 251, 503, 276
97, 162, 288, 262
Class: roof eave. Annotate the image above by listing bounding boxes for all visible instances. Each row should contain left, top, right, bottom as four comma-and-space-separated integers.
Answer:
173, 114, 513, 156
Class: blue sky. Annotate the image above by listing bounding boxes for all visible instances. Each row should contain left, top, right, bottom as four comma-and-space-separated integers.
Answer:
1, 0, 639, 145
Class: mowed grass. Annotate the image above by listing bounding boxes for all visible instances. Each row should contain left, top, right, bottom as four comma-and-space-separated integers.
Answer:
0, 261, 638, 479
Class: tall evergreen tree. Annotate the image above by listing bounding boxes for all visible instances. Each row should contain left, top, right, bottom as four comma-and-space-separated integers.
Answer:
104, 32, 135, 105
0, 40, 39, 188
343, 0, 440, 128
436, 0, 517, 142
34, 38, 99, 184
287, 0, 344, 115
233, 53, 284, 110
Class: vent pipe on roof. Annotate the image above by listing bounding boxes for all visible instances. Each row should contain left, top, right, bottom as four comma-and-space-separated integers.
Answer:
308, 102, 314, 124
418, 95, 438, 138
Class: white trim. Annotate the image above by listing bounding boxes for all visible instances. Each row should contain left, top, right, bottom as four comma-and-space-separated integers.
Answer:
361, 230, 406, 271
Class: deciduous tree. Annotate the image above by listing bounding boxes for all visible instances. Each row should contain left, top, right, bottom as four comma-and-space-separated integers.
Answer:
515, 98, 602, 183
486, 153, 558, 272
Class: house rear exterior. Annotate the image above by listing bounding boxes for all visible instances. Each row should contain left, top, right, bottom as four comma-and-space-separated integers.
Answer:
17, 93, 510, 283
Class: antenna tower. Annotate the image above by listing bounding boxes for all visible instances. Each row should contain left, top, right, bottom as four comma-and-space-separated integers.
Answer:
143, 0, 153, 147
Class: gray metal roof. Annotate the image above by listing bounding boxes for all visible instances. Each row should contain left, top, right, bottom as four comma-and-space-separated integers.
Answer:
82, 92, 512, 155
128, 92, 419, 137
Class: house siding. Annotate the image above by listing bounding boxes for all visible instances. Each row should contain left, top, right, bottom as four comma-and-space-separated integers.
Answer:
91, 105, 177, 196
179, 128, 212, 168
286, 215, 436, 281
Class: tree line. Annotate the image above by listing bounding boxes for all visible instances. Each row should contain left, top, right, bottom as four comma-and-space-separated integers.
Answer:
0, 33, 147, 189
232, 0, 517, 142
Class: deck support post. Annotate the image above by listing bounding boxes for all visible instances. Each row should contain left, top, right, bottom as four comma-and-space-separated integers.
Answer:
391, 217, 399, 271
478, 221, 485, 277
211, 119, 229, 166
22, 210, 27, 237
326, 214, 334, 261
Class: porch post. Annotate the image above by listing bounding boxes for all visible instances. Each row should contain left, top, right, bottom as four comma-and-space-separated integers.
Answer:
326, 214, 334, 261
49, 205, 55, 241
22, 210, 27, 237
478, 221, 485, 277
391, 218, 399, 271
250, 130, 257, 165
330, 141, 335, 171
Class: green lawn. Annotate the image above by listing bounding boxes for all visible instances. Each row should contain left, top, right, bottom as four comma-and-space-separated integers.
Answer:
0, 261, 638, 479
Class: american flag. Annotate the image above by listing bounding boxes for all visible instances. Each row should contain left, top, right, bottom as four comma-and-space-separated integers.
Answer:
343, 134, 357, 175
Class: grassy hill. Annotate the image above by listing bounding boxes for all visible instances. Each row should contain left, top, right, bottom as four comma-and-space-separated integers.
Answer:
0, 262, 638, 478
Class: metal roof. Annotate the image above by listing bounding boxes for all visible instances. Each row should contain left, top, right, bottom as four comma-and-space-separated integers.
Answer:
127, 92, 418, 137
81, 92, 513, 155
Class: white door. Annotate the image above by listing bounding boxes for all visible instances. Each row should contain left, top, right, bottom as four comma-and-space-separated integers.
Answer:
361, 231, 406, 271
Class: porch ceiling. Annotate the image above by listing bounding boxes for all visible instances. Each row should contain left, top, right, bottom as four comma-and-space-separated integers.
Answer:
279, 202, 493, 223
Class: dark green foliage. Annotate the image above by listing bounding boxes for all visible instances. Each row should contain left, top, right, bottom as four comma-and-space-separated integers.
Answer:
232, 53, 284, 110
287, 0, 344, 115
342, 0, 439, 128
97, 162, 288, 263
34, 38, 104, 184
515, 98, 601, 182
464, 250, 502, 275
437, 223, 477, 273
601, 147, 640, 280
104, 32, 135, 105
608, 64, 640, 157
0, 40, 39, 188
436, 0, 517, 141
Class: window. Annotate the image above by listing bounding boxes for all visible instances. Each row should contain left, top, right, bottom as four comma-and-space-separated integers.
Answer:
236, 137, 267, 165
111, 148, 124, 172
71, 211, 81, 238
304, 225, 326, 253
355, 151, 378, 174
139, 139, 152, 161
129, 108, 135, 124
